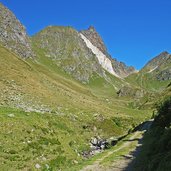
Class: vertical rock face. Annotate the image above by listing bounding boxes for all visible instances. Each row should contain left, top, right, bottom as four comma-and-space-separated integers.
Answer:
0, 3, 33, 58
80, 26, 136, 78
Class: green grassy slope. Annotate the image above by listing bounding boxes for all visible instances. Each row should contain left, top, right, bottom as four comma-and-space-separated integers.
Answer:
126, 72, 170, 92
0, 44, 152, 170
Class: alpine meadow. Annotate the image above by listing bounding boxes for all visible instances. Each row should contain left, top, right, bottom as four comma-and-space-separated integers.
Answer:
0, 1, 171, 171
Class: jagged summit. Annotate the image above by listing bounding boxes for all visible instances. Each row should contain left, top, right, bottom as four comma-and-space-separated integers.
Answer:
80, 26, 136, 78
160, 51, 170, 55
87, 26, 96, 32
80, 26, 108, 56
32, 25, 136, 81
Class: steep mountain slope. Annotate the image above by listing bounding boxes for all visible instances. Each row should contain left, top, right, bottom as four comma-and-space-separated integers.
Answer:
80, 32, 122, 78
81, 26, 108, 56
143, 51, 171, 81
32, 26, 130, 98
116, 52, 171, 109
126, 52, 171, 92
80, 26, 136, 78
141, 51, 170, 73
0, 3, 34, 58
32, 26, 106, 83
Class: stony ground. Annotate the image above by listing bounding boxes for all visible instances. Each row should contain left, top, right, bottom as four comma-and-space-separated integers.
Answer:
81, 121, 152, 171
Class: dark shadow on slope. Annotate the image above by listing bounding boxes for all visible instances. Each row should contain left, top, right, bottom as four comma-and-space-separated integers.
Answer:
123, 120, 153, 171
121, 155, 134, 160
132, 120, 153, 132
123, 138, 141, 142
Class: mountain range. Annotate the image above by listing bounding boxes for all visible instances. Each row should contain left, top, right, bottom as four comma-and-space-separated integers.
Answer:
0, 2, 171, 170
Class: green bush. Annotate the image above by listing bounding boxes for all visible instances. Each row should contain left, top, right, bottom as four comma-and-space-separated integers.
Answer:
133, 97, 171, 171
153, 97, 171, 128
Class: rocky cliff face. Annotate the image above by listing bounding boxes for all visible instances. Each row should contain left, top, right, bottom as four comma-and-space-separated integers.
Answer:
80, 26, 136, 78
0, 3, 34, 58
32, 26, 104, 82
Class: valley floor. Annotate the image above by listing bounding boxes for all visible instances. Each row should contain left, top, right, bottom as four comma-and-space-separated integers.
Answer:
80, 121, 152, 171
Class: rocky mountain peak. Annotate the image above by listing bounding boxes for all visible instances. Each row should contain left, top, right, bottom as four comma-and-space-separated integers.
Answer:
80, 26, 136, 78
160, 51, 169, 55
155, 51, 170, 62
142, 51, 171, 72
0, 3, 34, 58
88, 26, 96, 32
139, 51, 171, 81
80, 26, 108, 56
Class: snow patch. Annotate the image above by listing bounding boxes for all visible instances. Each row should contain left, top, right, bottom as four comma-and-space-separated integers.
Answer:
147, 66, 158, 73
80, 33, 121, 78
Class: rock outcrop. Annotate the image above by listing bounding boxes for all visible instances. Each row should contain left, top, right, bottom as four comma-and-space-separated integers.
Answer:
156, 68, 171, 81
0, 3, 34, 58
117, 86, 145, 98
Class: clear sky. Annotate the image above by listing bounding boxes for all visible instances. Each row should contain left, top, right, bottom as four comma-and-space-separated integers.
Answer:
1, 0, 171, 69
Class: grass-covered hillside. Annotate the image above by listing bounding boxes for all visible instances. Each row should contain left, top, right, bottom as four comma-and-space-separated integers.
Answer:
1, 2, 171, 171
0, 44, 152, 170
126, 72, 170, 92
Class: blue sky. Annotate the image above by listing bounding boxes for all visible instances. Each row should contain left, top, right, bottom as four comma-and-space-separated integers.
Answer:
1, 0, 171, 69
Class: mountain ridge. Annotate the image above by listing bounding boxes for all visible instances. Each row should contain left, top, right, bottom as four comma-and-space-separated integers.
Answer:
0, 2, 170, 77
141, 51, 171, 72
0, 2, 171, 170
